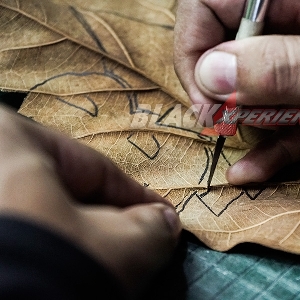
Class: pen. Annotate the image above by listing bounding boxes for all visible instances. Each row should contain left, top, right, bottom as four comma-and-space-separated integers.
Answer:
207, 0, 270, 189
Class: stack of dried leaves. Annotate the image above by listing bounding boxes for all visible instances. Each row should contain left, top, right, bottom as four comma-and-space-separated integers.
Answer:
1, 0, 300, 254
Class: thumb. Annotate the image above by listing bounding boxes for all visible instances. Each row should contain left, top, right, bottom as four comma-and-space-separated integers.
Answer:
195, 35, 300, 105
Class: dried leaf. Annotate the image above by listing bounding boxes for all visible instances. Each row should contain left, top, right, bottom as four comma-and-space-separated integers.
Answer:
0, 7, 65, 51
1, 0, 185, 101
1, 0, 300, 254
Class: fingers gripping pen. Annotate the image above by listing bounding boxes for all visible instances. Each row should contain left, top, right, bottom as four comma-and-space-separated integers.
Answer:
207, 0, 270, 189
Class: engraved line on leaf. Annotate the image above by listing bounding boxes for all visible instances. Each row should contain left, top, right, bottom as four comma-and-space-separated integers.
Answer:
197, 133, 213, 143
198, 147, 210, 184
123, 90, 157, 115
134, 105, 160, 116
175, 190, 198, 213
69, 6, 107, 53
128, 92, 139, 114
0, 3, 108, 53
156, 106, 209, 139
28, 69, 139, 105
29, 71, 109, 91
0, 3, 112, 61
2, 3, 189, 116
82, 10, 135, 68
0, 2, 174, 102
55, 96, 98, 117
196, 191, 245, 217
243, 187, 266, 200
20, 10, 143, 116
221, 150, 232, 167
151, 183, 300, 194
127, 133, 161, 160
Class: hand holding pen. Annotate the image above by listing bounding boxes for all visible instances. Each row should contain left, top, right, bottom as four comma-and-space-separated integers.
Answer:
207, 0, 270, 188
174, 0, 300, 185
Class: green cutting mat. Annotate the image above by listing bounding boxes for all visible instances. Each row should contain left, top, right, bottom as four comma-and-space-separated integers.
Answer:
1, 92, 300, 300
140, 229, 300, 300
183, 232, 300, 300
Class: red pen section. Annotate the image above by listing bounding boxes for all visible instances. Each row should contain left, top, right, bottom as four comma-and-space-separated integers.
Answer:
213, 92, 238, 137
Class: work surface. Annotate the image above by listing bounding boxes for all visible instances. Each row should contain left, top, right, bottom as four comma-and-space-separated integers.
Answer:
2, 0, 300, 255
1, 91, 300, 300
1, 0, 300, 296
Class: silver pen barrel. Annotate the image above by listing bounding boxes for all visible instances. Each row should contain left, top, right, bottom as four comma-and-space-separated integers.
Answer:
236, 0, 270, 39
244, 0, 270, 22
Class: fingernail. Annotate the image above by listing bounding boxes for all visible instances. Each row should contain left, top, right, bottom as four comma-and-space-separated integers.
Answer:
226, 162, 252, 186
196, 51, 237, 95
163, 207, 181, 236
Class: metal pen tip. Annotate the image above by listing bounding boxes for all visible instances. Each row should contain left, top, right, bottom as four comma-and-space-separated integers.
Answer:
207, 135, 226, 189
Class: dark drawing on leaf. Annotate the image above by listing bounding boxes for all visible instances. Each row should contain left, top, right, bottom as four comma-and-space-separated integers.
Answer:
1, 0, 300, 255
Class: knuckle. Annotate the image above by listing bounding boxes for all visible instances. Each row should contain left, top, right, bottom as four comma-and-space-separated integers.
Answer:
259, 37, 300, 99
129, 203, 168, 235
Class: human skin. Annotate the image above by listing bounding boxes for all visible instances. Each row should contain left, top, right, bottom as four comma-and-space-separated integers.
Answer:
174, 0, 300, 185
0, 105, 181, 299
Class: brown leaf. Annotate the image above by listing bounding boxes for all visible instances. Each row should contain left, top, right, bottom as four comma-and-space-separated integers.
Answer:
20, 91, 246, 188
167, 184, 300, 253
0, 7, 65, 52
0, 38, 156, 94
1, 0, 185, 101
1, 0, 300, 254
